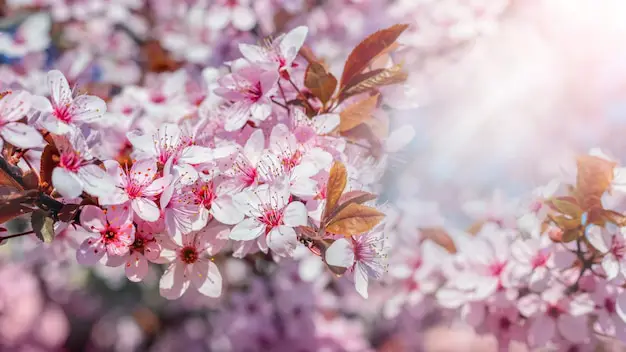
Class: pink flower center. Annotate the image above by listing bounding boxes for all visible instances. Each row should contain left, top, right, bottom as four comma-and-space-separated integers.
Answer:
611, 236, 626, 258
281, 149, 302, 171
547, 304, 564, 318
180, 246, 198, 264
498, 317, 512, 331
245, 81, 263, 103
488, 261, 507, 277
53, 104, 73, 123
259, 208, 284, 233
125, 182, 144, 198
531, 251, 550, 269
226, 0, 238, 7
122, 106, 134, 115
59, 152, 82, 172
235, 162, 257, 186
605, 298, 616, 314
100, 227, 121, 246
192, 182, 216, 209
150, 93, 166, 104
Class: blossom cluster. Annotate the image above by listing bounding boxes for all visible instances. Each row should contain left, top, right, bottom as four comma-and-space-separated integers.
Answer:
0, 20, 406, 302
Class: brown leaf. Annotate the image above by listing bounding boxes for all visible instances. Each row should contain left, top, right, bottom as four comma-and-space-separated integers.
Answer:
0, 190, 37, 224
339, 94, 379, 132
325, 203, 384, 236
338, 190, 377, 206
298, 45, 319, 65
547, 196, 582, 218
561, 228, 581, 243
304, 62, 337, 105
550, 215, 581, 231
342, 64, 408, 99
323, 161, 348, 222
0, 164, 23, 191
576, 155, 616, 210
340, 24, 409, 88
141, 40, 182, 73
420, 227, 457, 254
341, 123, 385, 159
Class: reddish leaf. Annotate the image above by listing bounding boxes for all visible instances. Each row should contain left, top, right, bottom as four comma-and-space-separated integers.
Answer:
341, 123, 385, 159
323, 161, 348, 222
339, 94, 379, 132
304, 62, 337, 105
0, 191, 37, 224
342, 64, 408, 99
40, 144, 58, 193
340, 24, 409, 88
420, 227, 457, 254
0, 165, 23, 191
325, 203, 384, 236
338, 190, 377, 206
298, 45, 319, 65
576, 155, 615, 210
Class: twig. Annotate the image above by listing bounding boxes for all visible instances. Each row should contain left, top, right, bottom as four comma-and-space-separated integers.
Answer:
1, 230, 34, 241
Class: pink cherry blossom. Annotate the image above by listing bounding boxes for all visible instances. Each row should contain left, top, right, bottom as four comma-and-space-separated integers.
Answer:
239, 26, 308, 79
0, 90, 43, 151
157, 230, 223, 300
122, 220, 162, 282
50, 130, 115, 199
32, 70, 106, 134
100, 159, 171, 221
230, 183, 308, 257
186, 175, 243, 228
214, 66, 278, 131
518, 284, 595, 347
0, 13, 51, 57
586, 224, 626, 281
325, 228, 388, 299
160, 177, 201, 244
76, 204, 135, 265
207, 0, 257, 32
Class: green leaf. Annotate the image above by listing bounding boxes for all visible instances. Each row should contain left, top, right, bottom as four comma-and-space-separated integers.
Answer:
31, 210, 55, 243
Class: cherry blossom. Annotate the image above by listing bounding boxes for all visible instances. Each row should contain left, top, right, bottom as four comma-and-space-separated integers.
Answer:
100, 159, 171, 221
214, 66, 278, 131
239, 26, 308, 79
32, 70, 106, 135
229, 183, 308, 257
50, 131, 115, 199
207, 0, 257, 32
0, 90, 43, 151
325, 228, 389, 299
157, 230, 223, 300
76, 204, 135, 265
586, 224, 626, 281
518, 284, 595, 347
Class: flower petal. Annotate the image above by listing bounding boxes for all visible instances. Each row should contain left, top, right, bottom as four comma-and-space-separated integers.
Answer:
325, 238, 355, 268
125, 253, 148, 282
190, 260, 222, 297
80, 205, 107, 232
76, 237, 105, 266
52, 167, 83, 199
159, 262, 190, 300
267, 226, 298, 257
0, 122, 44, 149
229, 218, 264, 241
282, 201, 308, 227
132, 198, 161, 222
